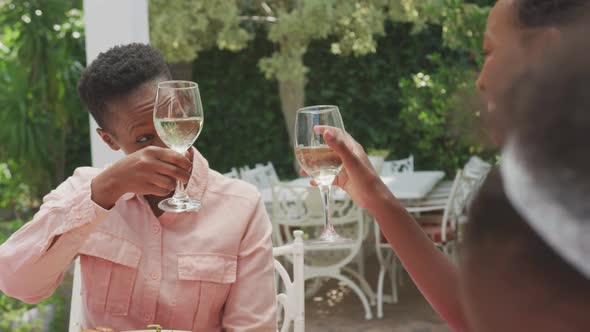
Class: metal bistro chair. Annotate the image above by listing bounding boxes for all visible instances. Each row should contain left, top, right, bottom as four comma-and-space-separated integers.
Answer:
380, 155, 414, 176
270, 182, 374, 320
240, 162, 280, 190
223, 167, 240, 179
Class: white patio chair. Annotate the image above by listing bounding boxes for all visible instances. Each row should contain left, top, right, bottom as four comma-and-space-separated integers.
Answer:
223, 167, 240, 179
262, 162, 280, 183
373, 221, 400, 319
403, 156, 491, 215
69, 257, 83, 332
463, 155, 492, 180
410, 156, 490, 221
415, 169, 482, 255
460, 157, 491, 225
270, 183, 374, 320
380, 155, 414, 176
238, 165, 251, 175
374, 169, 483, 318
402, 177, 455, 215
274, 230, 305, 332
69, 232, 306, 332
240, 162, 280, 190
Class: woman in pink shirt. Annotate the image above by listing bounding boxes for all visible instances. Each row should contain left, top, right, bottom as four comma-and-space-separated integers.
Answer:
0, 44, 276, 331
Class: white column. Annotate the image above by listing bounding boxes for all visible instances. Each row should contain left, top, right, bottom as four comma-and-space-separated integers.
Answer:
83, 0, 150, 167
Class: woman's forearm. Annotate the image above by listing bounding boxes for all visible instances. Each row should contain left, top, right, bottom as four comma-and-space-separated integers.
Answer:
369, 188, 468, 332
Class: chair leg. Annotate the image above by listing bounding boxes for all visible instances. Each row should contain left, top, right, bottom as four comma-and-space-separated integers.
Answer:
377, 266, 386, 319
397, 262, 405, 287
304, 278, 325, 299
342, 266, 376, 306
358, 245, 366, 278
335, 274, 373, 320
390, 257, 399, 304
443, 243, 457, 264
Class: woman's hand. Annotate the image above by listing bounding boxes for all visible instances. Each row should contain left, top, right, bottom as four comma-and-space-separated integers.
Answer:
302, 126, 395, 210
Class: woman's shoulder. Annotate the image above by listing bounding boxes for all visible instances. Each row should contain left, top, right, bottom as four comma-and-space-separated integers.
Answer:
205, 169, 262, 205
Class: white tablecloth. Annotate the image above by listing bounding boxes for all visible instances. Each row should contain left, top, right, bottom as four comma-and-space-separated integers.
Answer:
261, 171, 445, 203
383, 171, 445, 200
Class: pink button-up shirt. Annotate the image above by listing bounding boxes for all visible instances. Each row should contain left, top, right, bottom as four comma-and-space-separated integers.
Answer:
0, 148, 277, 331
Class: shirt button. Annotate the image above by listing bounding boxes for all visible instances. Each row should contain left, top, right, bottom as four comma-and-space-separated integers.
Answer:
143, 314, 152, 323
152, 225, 160, 235
150, 272, 160, 280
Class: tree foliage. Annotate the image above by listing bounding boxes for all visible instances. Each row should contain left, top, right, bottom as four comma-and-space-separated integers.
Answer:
186, 0, 495, 177
151, 0, 392, 81
0, 0, 89, 195
151, 0, 492, 150
149, 0, 250, 63
150, 0, 489, 80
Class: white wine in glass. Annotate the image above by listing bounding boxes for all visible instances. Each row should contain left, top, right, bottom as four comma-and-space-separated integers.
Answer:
294, 105, 351, 244
153, 80, 204, 213
294, 145, 342, 187
154, 117, 203, 154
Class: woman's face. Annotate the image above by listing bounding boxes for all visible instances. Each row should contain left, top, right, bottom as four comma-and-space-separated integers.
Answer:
476, 0, 529, 144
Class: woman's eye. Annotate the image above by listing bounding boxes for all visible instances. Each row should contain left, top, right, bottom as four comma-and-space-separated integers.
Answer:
136, 135, 154, 144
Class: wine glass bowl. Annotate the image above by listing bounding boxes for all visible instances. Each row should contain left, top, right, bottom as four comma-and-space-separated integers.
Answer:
294, 105, 351, 244
153, 80, 204, 213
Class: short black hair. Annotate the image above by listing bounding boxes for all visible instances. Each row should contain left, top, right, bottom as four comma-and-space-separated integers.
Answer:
77, 43, 171, 129
513, 0, 589, 27
465, 169, 590, 299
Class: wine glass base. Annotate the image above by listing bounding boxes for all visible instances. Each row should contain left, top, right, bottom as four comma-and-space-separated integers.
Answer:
158, 197, 202, 213
305, 229, 354, 246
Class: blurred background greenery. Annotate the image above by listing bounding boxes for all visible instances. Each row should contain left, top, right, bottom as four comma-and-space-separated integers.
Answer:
0, 0, 494, 330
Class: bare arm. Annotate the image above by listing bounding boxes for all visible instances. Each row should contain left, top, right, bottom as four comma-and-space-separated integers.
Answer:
369, 184, 466, 331
317, 127, 469, 331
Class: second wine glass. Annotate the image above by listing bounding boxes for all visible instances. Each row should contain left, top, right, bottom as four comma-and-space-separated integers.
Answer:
153, 80, 204, 213
294, 105, 351, 244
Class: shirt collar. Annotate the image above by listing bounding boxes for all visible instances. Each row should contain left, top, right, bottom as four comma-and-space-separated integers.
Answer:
185, 146, 209, 201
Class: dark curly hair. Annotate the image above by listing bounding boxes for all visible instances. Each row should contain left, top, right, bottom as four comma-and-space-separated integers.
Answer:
77, 43, 171, 129
514, 0, 589, 27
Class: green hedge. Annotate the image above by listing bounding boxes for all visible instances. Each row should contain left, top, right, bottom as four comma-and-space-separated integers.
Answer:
192, 31, 291, 177
193, 24, 468, 177
305, 24, 451, 166
193, 22, 486, 178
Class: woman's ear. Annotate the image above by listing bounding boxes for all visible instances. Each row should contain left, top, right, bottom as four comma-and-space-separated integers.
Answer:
96, 128, 120, 151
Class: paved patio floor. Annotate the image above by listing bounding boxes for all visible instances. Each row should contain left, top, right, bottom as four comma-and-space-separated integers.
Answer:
305, 257, 453, 332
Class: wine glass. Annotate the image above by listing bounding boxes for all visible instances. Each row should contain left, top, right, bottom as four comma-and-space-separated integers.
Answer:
294, 105, 351, 244
153, 80, 204, 212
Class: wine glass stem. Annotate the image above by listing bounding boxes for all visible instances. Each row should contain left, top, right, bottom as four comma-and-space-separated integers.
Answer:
319, 185, 334, 234
172, 179, 188, 201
